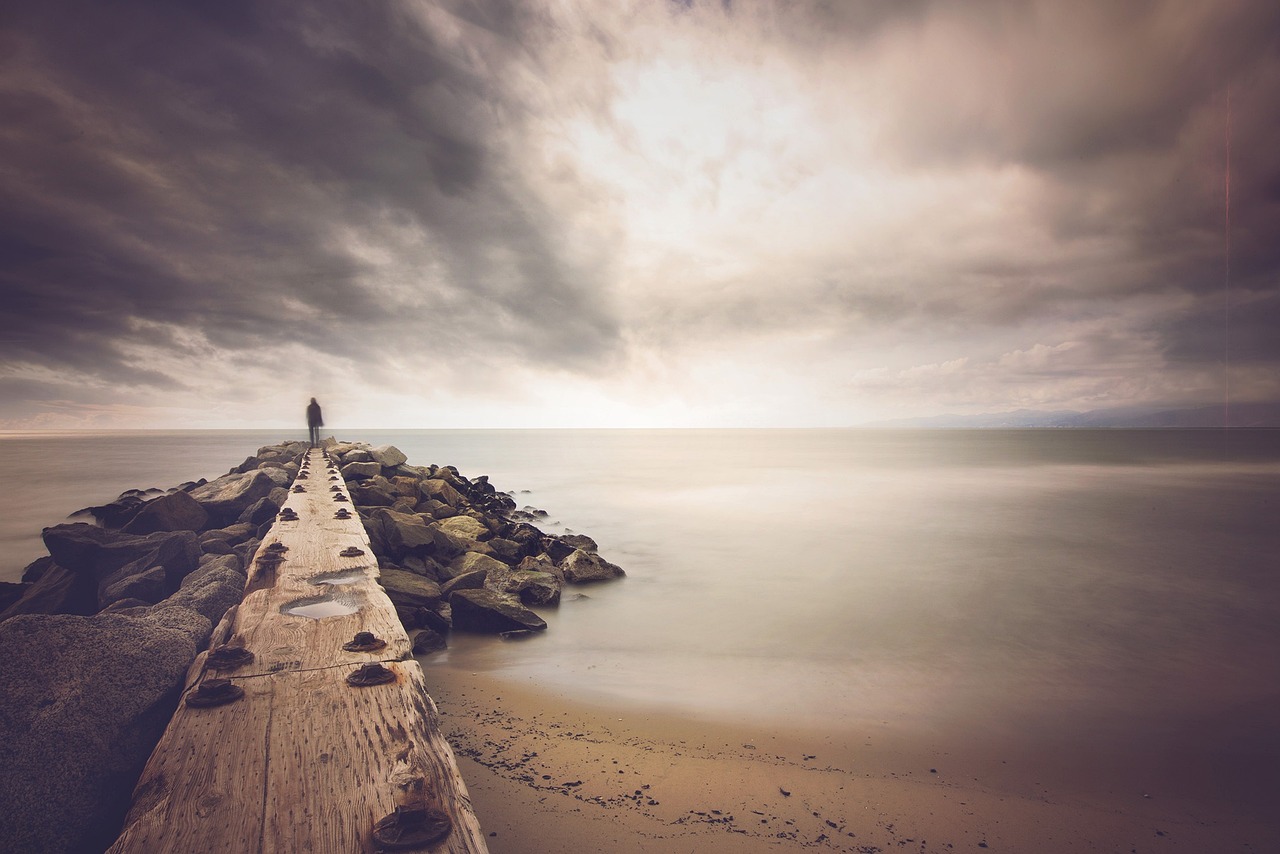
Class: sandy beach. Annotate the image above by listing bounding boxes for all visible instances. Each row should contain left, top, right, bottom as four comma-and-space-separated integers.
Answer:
423, 662, 1278, 853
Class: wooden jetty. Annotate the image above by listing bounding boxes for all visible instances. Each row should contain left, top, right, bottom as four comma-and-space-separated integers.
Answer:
108, 448, 487, 853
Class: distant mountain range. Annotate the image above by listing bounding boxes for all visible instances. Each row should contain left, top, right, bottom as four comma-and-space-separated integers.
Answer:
860, 402, 1280, 429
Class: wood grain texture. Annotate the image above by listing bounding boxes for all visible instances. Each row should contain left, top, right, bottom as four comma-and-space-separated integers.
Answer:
109, 449, 488, 853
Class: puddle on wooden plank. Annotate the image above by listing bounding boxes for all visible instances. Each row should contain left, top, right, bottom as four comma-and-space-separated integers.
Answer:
281, 595, 358, 619
310, 569, 366, 586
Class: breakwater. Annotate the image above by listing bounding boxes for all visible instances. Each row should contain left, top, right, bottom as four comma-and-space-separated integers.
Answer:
0, 438, 625, 852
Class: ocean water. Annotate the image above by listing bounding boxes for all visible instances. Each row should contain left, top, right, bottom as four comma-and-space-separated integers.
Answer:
3, 428, 1279, 802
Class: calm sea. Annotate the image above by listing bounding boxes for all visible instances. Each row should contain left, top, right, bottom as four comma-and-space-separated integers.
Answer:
3, 428, 1279, 802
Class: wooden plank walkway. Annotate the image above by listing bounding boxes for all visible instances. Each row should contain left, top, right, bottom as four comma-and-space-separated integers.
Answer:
109, 448, 487, 853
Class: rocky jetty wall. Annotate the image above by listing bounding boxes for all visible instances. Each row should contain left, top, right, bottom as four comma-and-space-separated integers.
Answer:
0, 438, 624, 853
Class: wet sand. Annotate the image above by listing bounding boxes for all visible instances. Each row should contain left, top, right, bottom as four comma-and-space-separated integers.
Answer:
422, 664, 1278, 853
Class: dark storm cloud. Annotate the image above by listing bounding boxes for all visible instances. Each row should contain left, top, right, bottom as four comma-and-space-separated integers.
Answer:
0, 0, 619, 391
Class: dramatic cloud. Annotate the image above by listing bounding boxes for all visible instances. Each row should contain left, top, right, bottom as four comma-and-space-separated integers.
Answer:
1, 0, 1277, 428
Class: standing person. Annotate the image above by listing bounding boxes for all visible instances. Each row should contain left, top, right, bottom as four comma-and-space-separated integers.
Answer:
306, 397, 324, 447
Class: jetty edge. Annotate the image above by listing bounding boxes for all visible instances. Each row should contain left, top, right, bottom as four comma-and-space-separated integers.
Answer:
107, 447, 486, 852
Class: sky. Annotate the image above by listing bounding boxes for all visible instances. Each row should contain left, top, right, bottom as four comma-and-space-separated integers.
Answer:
2, 0, 1279, 430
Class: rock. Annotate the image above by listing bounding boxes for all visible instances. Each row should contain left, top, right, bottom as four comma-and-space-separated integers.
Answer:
154, 562, 245, 627
420, 607, 451, 634
258, 466, 294, 488
74, 489, 154, 529
188, 470, 277, 527
121, 490, 209, 535
99, 564, 169, 608
367, 508, 436, 559
237, 495, 281, 526
379, 569, 443, 609
0, 563, 98, 620
447, 551, 508, 582
99, 598, 151, 615
350, 477, 397, 507
0, 581, 27, 612
390, 497, 417, 515
91, 530, 202, 602
438, 515, 489, 543
412, 629, 447, 655
0, 613, 199, 854
421, 479, 465, 508
144, 604, 214, 650
560, 549, 626, 584
21, 555, 53, 583
369, 444, 408, 468
341, 461, 382, 480
440, 570, 488, 597
486, 537, 524, 565
505, 570, 562, 607
544, 536, 577, 563
342, 449, 374, 463
449, 589, 547, 634
560, 533, 599, 554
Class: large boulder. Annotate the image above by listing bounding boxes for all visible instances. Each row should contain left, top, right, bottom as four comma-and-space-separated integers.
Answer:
350, 477, 397, 507
560, 549, 626, 584
440, 570, 488, 597
99, 564, 169, 608
153, 558, 245, 628
367, 508, 435, 559
341, 461, 381, 481
0, 563, 97, 619
121, 490, 209, 535
188, 470, 277, 527
420, 479, 465, 508
495, 569, 562, 607
0, 612, 201, 853
449, 589, 547, 634
437, 515, 489, 544
369, 444, 408, 468
379, 569, 442, 609
41, 524, 201, 598
446, 551, 507, 582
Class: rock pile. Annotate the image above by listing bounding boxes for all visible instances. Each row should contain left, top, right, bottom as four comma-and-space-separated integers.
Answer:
317, 439, 625, 649
0, 437, 623, 852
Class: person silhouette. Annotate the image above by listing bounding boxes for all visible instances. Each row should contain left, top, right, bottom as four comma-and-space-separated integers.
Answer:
306, 398, 324, 446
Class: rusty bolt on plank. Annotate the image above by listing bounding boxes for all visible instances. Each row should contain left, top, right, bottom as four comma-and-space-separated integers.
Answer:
347, 663, 396, 687
333, 495, 349, 503
207, 645, 255, 669
334, 509, 352, 519
343, 631, 388, 652
339, 546, 365, 557
372, 804, 453, 851
291, 485, 307, 493
265, 542, 288, 553
186, 678, 244, 708
330, 485, 343, 492
278, 509, 299, 521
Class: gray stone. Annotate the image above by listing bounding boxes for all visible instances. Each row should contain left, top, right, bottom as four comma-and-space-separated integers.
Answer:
343, 448, 375, 463
121, 490, 209, 535
341, 461, 382, 480
446, 551, 508, 582
156, 564, 244, 627
449, 589, 547, 634
0, 613, 199, 854
437, 515, 489, 543
350, 477, 397, 507
421, 479, 465, 508
144, 604, 214, 650
99, 564, 169, 608
0, 581, 27, 612
237, 495, 281, 526
99, 598, 151, 615
560, 533, 599, 554
188, 470, 277, 526
367, 508, 436, 559
369, 444, 408, 468
412, 628, 447, 655
21, 555, 53, 583
379, 569, 443, 609
0, 563, 98, 620
560, 549, 626, 584
440, 570, 488, 597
